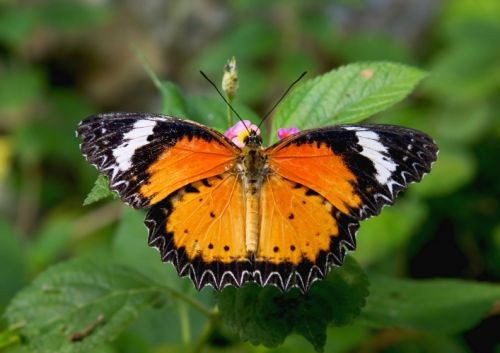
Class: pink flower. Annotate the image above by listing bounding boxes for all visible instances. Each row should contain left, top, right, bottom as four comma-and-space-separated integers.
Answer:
224, 120, 260, 148
277, 126, 300, 140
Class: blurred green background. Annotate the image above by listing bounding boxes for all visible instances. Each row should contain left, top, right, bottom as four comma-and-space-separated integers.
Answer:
0, 0, 499, 352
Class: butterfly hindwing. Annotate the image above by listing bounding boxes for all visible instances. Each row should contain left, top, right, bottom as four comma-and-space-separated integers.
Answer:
77, 112, 238, 208
255, 174, 358, 292
145, 172, 252, 290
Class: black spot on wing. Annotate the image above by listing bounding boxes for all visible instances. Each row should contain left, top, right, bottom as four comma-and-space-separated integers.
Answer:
185, 184, 200, 193
305, 189, 319, 196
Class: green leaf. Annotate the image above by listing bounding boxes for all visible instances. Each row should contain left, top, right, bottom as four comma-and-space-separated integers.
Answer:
133, 45, 188, 119
190, 22, 276, 104
112, 208, 182, 287
0, 8, 39, 47
323, 324, 372, 353
271, 62, 426, 142
0, 219, 27, 306
432, 105, 492, 144
424, 24, 500, 103
39, 1, 110, 31
259, 323, 371, 353
217, 256, 369, 352
26, 216, 73, 272
186, 95, 260, 131
5, 260, 163, 353
0, 66, 45, 113
353, 200, 427, 266
334, 33, 413, 64
112, 208, 214, 344
488, 224, 500, 277
360, 274, 500, 334
409, 146, 476, 197
83, 175, 117, 206
0, 325, 21, 350
159, 81, 188, 118
381, 333, 470, 353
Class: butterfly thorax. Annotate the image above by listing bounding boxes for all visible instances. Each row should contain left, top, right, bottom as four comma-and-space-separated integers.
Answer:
238, 131, 268, 254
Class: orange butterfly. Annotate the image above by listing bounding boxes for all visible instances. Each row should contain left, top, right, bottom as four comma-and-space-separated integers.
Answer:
77, 111, 437, 293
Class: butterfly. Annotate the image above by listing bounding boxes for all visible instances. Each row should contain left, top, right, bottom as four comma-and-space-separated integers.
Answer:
77, 112, 437, 293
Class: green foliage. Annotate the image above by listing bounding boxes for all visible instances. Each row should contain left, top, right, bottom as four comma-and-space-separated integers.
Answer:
83, 175, 117, 206
186, 95, 260, 132
0, 66, 45, 114
26, 216, 73, 272
353, 200, 427, 266
271, 62, 426, 142
0, 8, 39, 48
0, 220, 27, 307
37, 1, 110, 31
111, 208, 214, 345
1, 1, 499, 352
361, 274, 500, 334
12, 54, 495, 352
0, 1, 109, 48
5, 260, 163, 353
159, 81, 188, 117
410, 147, 476, 197
218, 257, 368, 351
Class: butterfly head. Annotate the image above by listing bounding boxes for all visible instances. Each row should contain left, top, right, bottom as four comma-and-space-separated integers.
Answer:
243, 129, 262, 148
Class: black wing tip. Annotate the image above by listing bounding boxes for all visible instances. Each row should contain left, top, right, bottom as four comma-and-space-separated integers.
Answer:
77, 112, 178, 134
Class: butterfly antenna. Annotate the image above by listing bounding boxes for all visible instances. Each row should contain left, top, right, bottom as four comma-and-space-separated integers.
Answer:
200, 71, 250, 133
258, 71, 307, 129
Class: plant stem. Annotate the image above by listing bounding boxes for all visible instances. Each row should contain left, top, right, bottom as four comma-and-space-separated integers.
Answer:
177, 301, 191, 344
73, 201, 122, 239
160, 286, 213, 318
130, 43, 163, 90
226, 100, 233, 128
189, 306, 219, 353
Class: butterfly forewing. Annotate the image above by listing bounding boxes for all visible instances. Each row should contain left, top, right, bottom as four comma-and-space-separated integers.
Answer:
266, 124, 438, 220
77, 112, 239, 208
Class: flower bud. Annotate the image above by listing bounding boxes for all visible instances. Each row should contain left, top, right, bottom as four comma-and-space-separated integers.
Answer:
222, 56, 238, 100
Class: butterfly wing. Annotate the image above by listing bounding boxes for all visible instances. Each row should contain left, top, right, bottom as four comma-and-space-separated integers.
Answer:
145, 172, 251, 290
255, 174, 358, 292
77, 112, 239, 208
266, 124, 438, 219
259, 124, 437, 292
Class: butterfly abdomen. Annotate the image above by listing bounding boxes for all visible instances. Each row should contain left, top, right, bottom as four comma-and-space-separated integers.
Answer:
241, 145, 267, 254
244, 184, 260, 253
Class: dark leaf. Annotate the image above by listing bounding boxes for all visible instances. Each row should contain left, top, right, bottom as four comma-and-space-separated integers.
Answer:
360, 274, 500, 334
5, 260, 163, 353
217, 256, 369, 352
